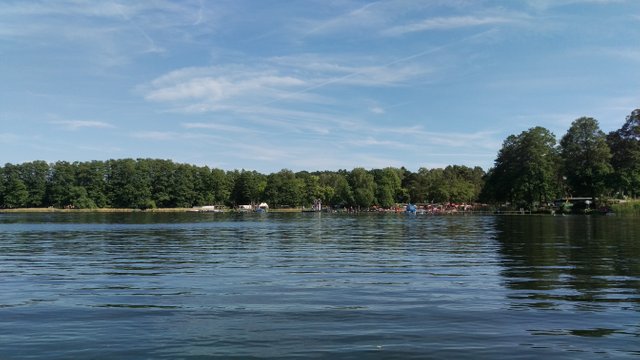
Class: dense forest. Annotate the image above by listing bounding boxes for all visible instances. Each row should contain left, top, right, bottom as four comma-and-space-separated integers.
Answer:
1, 109, 638, 210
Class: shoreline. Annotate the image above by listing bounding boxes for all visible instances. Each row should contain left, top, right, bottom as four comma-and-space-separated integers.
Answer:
0, 207, 304, 214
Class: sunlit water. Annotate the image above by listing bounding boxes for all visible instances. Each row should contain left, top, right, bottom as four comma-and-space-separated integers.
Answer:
0, 213, 638, 359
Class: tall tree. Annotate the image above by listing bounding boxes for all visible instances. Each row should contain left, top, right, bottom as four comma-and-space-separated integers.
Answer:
2, 164, 29, 208
47, 161, 76, 207
607, 109, 640, 198
407, 167, 430, 204
483, 127, 560, 208
264, 169, 304, 207
106, 159, 155, 209
349, 168, 375, 209
230, 170, 265, 206
297, 172, 323, 207
210, 168, 232, 205
19, 161, 49, 207
560, 117, 612, 201
373, 167, 403, 208
171, 163, 197, 208
75, 161, 108, 207
148, 159, 175, 208
318, 171, 352, 208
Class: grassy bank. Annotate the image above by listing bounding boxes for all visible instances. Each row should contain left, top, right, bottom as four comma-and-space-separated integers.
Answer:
609, 200, 640, 215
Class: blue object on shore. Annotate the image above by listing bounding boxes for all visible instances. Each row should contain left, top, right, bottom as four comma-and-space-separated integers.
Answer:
406, 204, 417, 214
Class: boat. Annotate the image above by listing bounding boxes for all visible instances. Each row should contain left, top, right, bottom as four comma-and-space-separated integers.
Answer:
405, 203, 417, 214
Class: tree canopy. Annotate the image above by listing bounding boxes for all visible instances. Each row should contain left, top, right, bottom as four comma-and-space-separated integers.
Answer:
482, 127, 560, 208
559, 117, 612, 201
1, 109, 638, 210
0, 159, 484, 210
607, 109, 640, 198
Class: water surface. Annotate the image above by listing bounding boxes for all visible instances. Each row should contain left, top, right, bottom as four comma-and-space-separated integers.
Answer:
0, 213, 638, 359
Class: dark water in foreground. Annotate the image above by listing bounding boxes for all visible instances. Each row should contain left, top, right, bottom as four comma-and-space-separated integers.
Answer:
0, 213, 638, 359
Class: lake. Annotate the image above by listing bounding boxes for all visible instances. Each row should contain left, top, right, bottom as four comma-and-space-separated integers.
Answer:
0, 212, 638, 359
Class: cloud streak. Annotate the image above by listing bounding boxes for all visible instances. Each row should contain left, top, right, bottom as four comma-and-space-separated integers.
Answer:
383, 15, 517, 36
50, 120, 115, 130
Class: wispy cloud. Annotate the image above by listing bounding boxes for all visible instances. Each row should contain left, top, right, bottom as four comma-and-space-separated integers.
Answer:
350, 137, 413, 150
130, 131, 177, 141
383, 15, 517, 36
129, 130, 226, 142
526, 0, 626, 11
296, 0, 475, 38
182, 122, 253, 133
140, 53, 431, 132
371, 125, 502, 150
144, 66, 308, 103
599, 47, 640, 62
0, 1, 219, 65
300, 1, 386, 37
370, 106, 385, 114
50, 120, 115, 130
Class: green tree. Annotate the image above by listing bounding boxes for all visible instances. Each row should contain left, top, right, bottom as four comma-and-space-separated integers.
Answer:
442, 165, 482, 203
317, 171, 352, 208
297, 172, 323, 207
0, 166, 5, 207
482, 127, 560, 208
191, 166, 213, 206
19, 161, 49, 207
230, 170, 265, 206
407, 167, 430, 203
349, 167, 375, 209
75, 161, 108, 207
47, 161, 76, 207
560, 117, 612, 202
106, 159, 155, 209
264, 169, 304, 207
148, 159, 175, 207
69, 186, 96, 209
373, 167, 402, 208
607, 109, 640, 198
211, 168, 232, 205
171, 163, 197, 207
2, 164, 29, 208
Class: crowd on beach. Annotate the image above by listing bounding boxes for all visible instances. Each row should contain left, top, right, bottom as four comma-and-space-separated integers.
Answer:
344, 203, 485, 214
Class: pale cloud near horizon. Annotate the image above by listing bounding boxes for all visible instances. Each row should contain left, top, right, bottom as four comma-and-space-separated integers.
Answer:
50, 120, 115, 131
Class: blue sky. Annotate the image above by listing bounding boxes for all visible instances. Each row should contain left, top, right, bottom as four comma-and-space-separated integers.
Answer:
2, 0, 639, 173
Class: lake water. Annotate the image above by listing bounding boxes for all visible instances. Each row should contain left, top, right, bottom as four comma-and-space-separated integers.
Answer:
0, 212, 638, 359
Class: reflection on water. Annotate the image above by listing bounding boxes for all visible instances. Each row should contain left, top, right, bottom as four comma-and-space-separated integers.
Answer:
497, 216, 640, 312
0, 213, 638, 359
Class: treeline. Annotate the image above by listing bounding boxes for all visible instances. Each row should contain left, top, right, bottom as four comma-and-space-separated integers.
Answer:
0, 159, 484, 210
481, 108, 640, 209
1, 108, 637, 210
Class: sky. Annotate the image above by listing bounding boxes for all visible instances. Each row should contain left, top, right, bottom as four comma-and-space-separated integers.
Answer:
1, 0, 639, 173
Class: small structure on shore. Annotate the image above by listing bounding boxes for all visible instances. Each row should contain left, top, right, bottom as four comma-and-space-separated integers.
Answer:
189, 205, 223, 213
256, 203, 269, 213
